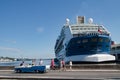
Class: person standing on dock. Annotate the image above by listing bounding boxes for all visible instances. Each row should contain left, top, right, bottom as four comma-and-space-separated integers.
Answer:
62, 60, 66, 71
50, 59, 55, 70
60, 59, 66, 71
39, 59, 43, 65
69, 60, 72, 70
32, 59, 36, 66
20, 61, 24, 66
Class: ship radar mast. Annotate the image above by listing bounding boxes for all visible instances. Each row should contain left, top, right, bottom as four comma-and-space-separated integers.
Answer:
88, 18, 93, 24
66, 18, 70, 25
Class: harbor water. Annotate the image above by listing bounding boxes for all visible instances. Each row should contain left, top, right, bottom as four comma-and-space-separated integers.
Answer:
0, 59, 51, 66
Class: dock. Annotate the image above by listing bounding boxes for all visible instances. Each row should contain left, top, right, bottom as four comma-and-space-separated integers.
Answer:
0, 64, 120, 80
0, 69, 120, 80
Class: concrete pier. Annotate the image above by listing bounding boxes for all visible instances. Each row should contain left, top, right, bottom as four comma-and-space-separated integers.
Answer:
0, 69, 120, 80
0, 66, 14, 70
0, 64, 120, 80
65, 64, 120, 69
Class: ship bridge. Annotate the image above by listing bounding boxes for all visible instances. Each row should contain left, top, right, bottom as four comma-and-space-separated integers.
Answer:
70, 23, 110, 37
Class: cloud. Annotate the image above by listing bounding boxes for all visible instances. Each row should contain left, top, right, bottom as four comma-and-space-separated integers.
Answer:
0, 46, 21, 53
0, 39, 17, 44
4, 40, 16, 44
36, 27, 44, 33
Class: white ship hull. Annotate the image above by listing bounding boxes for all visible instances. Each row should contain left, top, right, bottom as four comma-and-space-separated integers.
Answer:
65, 54, 115, 63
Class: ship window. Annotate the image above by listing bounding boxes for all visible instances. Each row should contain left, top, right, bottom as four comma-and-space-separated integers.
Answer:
82, 39, 88, 43
92, 28, 94, 30
98, 38, 103, 42
77, 40, 81, 43
105, 38, 110, 42
79, 45, 84, 48
112, 47, 115, 50
88, 28, 90, 30
98, 45, 102, 48
75, 28, 79, 30
70, 41, 74, 45
116, 46, 120, 49
72, 28, 75, 30
106, 45, 109, 48
91, 44, 97, 48
80, 28, 83, 30
91, 38, 97, 42
73, 34, 78, 37
72, 28, 79, 30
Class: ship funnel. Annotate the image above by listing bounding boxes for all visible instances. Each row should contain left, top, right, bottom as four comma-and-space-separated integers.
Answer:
77, 16, 84, 24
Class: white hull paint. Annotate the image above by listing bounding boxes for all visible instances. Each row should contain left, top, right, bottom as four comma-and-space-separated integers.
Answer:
65, 54, 115, 63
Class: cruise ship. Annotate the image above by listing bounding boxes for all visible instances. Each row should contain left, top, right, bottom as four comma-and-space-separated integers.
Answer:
54, 16, 115, 63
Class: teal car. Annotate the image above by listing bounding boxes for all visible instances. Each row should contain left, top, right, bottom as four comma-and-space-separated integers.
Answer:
14, 65, 46, 73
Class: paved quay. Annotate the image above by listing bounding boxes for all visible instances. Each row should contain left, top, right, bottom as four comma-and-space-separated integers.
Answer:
0, 69, 120, 80
0, 64, 120, 80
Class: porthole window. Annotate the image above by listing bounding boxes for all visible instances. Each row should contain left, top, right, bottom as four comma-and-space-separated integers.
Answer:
82, 39, 88, 43
91, 38, 97, 42
98, 38, 103, 42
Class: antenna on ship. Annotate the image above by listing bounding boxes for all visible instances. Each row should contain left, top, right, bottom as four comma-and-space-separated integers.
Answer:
66, 18, 70, 25
88, 18, 93, 24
